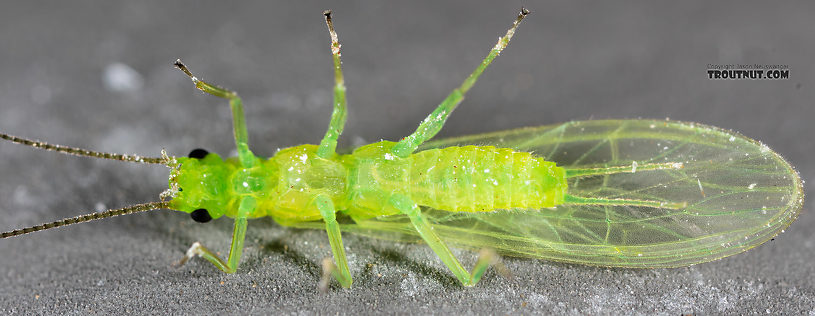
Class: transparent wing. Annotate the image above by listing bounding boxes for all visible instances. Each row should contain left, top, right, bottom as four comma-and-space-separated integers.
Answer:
291, 120, 803, 268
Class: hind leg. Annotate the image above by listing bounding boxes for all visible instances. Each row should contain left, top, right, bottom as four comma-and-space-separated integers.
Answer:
391, 9, 530, 158
389, 194, 501, 286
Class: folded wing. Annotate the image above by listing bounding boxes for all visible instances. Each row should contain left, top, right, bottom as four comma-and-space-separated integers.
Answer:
292, 120, 803, 268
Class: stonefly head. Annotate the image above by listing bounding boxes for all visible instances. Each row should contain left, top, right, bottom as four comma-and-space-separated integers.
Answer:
166, 148, 235, 221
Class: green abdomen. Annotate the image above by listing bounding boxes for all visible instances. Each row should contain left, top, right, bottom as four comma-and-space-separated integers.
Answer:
346, 143, 567, 217
409, 146, 566, 212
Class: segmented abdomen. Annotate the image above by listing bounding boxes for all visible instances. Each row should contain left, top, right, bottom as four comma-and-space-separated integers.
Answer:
409, 146, 566, 212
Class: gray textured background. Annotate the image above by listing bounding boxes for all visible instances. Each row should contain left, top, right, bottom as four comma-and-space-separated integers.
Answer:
1, 1, 812, 315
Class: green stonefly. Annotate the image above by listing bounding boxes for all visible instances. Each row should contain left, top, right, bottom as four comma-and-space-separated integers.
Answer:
1, 9, 802, 291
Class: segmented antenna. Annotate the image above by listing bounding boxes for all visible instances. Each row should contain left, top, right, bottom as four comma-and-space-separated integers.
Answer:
0, 132, 167, 164
1, 201, 170, 238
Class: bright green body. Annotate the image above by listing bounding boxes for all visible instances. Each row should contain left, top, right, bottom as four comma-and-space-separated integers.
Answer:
157, 10, 543, 288
162, 10, 783, 288
171, 142, 567, 223
0, 9, 802, 290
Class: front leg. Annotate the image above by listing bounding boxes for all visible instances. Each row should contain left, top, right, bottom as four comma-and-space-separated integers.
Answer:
178, 197, 255, 273
173, 60, 256, 168
179, 217, 248, 273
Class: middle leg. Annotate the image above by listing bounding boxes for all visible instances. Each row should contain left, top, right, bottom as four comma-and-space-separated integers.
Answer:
314, 195, 353, 290
316, 10, 349, 158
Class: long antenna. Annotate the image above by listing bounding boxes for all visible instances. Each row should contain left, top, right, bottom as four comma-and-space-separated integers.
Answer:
1, 201, 170, 238
0, 132, 167, 164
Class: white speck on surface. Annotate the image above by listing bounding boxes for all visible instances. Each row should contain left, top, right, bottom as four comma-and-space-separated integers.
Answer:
384, 153, 394, 160
399, 271, 441, 297
631, 161, 638, 173
102, 62, 144, 93
299, 154, 308, 163
748, 183, 757, 190
12, 185, 34, 207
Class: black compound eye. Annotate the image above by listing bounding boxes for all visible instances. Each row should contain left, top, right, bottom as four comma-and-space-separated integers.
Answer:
188, 148, 209, 159
190, 209, 212, 223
